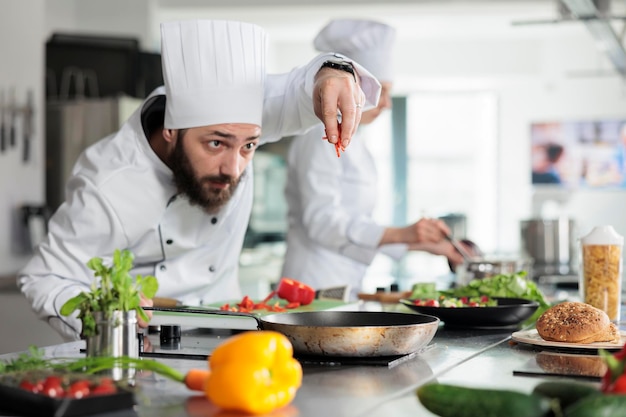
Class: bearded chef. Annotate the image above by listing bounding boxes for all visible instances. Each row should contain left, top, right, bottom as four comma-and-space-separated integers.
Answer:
281, 19, 468, 300
18, 19, 380, 341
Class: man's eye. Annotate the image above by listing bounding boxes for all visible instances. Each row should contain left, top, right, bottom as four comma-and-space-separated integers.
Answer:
209, 140, 221, 148
244, 143, 258, 151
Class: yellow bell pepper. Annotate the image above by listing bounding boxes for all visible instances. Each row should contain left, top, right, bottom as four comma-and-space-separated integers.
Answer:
205, 330, 303, 415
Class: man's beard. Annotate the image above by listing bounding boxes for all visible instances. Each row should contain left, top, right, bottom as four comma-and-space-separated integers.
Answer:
170, 134, 242, 213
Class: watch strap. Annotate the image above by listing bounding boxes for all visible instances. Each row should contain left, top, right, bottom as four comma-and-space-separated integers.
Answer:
320, 60, 357, 82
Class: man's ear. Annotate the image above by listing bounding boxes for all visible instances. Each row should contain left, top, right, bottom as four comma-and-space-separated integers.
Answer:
163, 128, 176, 143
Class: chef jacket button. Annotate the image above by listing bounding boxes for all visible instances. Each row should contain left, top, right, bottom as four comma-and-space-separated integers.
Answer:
160, 264, 167, 272
166, 239, 173, 245
211, 217, 217, 225
209, 265, 215, 272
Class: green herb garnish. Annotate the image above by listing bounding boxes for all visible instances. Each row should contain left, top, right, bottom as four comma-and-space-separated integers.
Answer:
0, 346, 50, 373
0, 346, 185, 384
60, 249, 159, 337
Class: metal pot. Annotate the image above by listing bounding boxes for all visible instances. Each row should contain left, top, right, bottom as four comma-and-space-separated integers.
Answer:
520, 218, 576, 276
206, 310, 440, 357
456, 257, 534, 286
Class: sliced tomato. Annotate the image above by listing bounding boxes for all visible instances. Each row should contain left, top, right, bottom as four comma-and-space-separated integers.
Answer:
276, 278, 315, 306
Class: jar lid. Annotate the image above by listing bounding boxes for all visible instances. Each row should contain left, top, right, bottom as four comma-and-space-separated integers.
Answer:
581, 225, 624, 245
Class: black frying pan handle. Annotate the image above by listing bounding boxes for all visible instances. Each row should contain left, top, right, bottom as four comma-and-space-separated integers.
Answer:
143, 306, 264, 329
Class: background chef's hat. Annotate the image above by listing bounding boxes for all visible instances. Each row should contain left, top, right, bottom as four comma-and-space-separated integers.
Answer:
161, 19, 267, 129
314, 19, 396, 82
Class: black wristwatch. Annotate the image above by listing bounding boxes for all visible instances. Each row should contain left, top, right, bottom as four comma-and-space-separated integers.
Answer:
320, 60, 357, 82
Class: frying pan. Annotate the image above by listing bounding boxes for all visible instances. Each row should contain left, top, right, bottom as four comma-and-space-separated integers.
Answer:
178, 309, 440, 357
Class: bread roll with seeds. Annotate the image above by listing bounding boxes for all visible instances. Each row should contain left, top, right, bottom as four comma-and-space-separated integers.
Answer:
536, 301, 620, 344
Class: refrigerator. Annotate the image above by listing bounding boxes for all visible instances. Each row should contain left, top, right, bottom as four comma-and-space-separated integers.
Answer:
45, 95, 142, 213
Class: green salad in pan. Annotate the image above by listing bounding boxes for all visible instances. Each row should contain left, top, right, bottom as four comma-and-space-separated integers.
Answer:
410, 271, 551, 322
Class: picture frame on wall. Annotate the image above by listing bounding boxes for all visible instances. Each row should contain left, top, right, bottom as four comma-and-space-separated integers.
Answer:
531, 118, 626, 188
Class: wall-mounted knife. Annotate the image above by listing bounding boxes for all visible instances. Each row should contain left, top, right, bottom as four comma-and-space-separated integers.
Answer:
0, 89, 5, 153
23, 90, 33, 163
9, 87, 16, 148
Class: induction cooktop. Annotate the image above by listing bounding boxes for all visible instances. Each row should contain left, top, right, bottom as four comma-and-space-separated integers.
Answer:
139, 327, 419, 368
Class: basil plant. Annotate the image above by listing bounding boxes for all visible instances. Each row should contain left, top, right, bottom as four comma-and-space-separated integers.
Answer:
60, 249, 159, 337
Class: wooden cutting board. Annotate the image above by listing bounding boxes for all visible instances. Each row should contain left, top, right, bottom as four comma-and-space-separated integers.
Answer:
147, 299, 357, 330
357, 291, 412, 304
207, 298, 353, 313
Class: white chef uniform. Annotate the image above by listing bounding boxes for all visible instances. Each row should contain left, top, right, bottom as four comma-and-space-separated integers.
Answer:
18, 19, 380, 341
281, 19, 400, 299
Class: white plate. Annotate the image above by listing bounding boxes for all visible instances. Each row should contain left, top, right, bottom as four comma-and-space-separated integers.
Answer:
511, 329, 625, 351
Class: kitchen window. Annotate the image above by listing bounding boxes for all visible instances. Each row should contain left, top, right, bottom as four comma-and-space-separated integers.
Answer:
363, 91, 499, 292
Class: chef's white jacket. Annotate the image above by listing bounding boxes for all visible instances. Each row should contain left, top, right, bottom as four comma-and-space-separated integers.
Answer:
281, 125, 407, 299
18, 54, 381, 340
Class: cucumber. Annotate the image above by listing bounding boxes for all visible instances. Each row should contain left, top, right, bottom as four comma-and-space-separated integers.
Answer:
532, 380, 600, 410
417, 383, 552, 417
564, 394, 626, 417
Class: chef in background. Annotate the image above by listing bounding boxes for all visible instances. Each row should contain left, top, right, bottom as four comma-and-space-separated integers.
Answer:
18, 19, 380, 341
281, 19, 466, 300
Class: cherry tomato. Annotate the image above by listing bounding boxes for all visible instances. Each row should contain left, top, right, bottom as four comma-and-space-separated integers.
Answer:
424, 299, 439, 307
19, 379, 43, 393
41, 376, 64, 398
67, 380, 91, 399
91, 382, 117, 395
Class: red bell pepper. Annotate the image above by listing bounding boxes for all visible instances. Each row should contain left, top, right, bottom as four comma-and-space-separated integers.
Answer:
276, 278, 315, 306
601, 344, 626, 393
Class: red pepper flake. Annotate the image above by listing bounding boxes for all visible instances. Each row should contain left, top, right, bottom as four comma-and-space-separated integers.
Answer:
335, 140, 342, 157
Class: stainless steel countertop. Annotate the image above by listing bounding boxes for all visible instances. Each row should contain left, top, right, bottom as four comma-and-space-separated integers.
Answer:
0, 298, 608, 417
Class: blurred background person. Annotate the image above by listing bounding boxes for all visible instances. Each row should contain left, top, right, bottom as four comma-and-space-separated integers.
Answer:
532, 142, 565, 184
281, 19, 470, 300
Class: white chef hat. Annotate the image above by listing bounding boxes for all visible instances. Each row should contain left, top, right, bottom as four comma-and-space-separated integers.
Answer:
314, 19, 396, 82
161, 20, 267, 129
